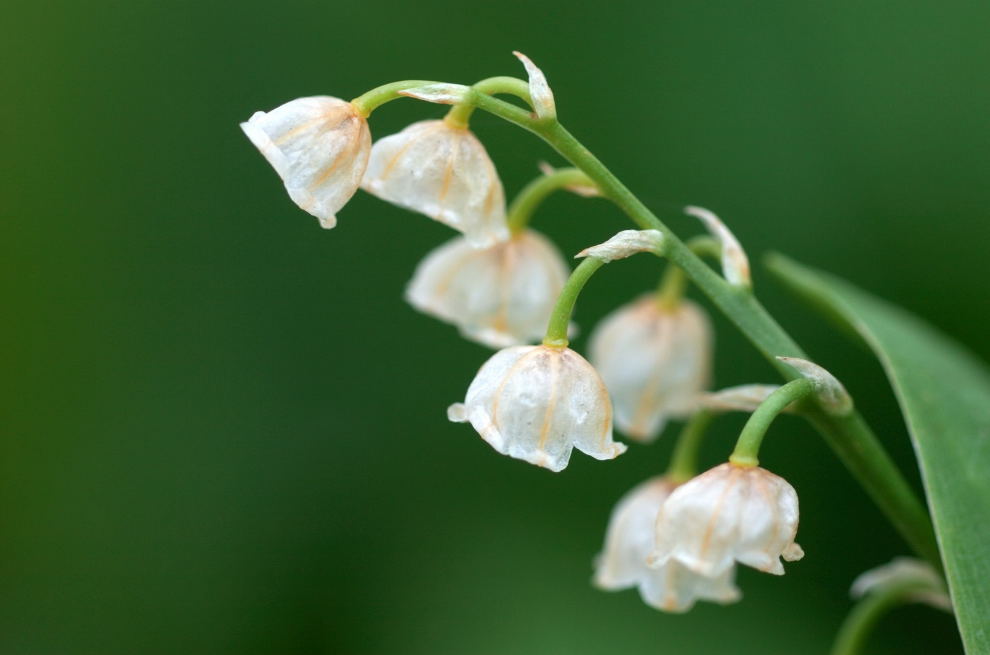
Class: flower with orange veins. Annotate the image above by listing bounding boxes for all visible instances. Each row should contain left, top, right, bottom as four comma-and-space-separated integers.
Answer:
448, 344, 625, 471
589, 295, 712, 441
595, 476, 741, 612
362, 119, 509, 248
241, 96, 371, 229
406, 229, 569, 348
649, 463, 804, 577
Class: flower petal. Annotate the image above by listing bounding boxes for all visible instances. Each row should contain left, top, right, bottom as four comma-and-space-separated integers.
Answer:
240, 96, 370, 228
362, 120, 509, 247
405, 230, 569, 348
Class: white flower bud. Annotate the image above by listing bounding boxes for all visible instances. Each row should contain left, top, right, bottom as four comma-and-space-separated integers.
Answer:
589, 295, 712, 441
362, 120, 509, 248
241, 96, 371, 229
406, 230, 569, 348
595, 476, 741, 613
448, 345, 626, 472
649, 463, 804, 577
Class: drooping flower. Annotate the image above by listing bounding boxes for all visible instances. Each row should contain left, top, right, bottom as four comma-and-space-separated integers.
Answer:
406, 229, 569, 348
447, 344, 626, 471
595, 476, 741, 612
361, 119, 509, 248
241, 96, 371, 229
589, 295, 712, 441
649, 463, 804, 577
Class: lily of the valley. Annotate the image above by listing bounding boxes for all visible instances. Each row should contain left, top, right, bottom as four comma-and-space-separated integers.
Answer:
595, 476, 741, 612
241, 96, 371, 229
589, 295, 712, 441
406, 229, 569, 348
362, 119, 509, 248
448, 344, 626, 471
649, 463, 804, 577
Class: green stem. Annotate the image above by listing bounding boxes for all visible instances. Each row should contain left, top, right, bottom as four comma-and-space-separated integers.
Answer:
686, 235, 722, 261
830, 580, 938, 655
543, 257, 604, 347
464, 90, 941, 568
350, 80, 439, 116
730, 379, 814, 467
446, 76, 533, 127
657, 236, 723, 309
656, 264, 687, 309
506, 168, 595, 234
667, 410, 716, 484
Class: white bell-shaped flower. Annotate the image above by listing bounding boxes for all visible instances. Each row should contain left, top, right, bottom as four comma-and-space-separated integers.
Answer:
595, 476, 741, 612
649, 463, 804, 577
406, 229, 569, 348
589, 295, 712, 442
362, 119, 510, 248
448, 345, 626, 471
241, 96, 371, 229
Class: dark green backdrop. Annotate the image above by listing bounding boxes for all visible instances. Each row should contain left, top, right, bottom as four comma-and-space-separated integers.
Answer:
3, 1, 987, 653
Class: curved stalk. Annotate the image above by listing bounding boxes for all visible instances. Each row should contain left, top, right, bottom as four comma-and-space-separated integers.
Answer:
729, 379, 814, 467
463, 89, 941, 568
506, 168, 595, 234
350, 80, 439, 116
543, 257, 603, 347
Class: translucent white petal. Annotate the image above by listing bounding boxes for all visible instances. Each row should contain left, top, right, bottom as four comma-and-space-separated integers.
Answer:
451, 345, 623, 471
639, 561, 742, 613
589, 296, 712, 441
684, 206, 750, 287
405, 230, 569, 348
595, 477, 675, 589
576, 230, 664, 262
362, 120, 509, 248
651, 463, 802, 577
513, 51, 556, 119
241, 96, 370, 228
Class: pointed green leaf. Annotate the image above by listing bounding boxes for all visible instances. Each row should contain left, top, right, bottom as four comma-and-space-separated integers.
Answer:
767, 254, 990, 653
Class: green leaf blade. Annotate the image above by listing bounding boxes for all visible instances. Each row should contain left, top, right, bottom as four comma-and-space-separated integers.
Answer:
767, 254, 990, 654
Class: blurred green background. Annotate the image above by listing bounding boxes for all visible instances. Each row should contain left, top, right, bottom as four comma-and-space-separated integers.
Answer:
3, 0, 987, 653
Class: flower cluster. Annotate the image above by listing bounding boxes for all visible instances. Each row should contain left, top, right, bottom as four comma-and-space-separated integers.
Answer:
595, 464, 803, 612
242, 54, 811, 617
241, 62, 569, 351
